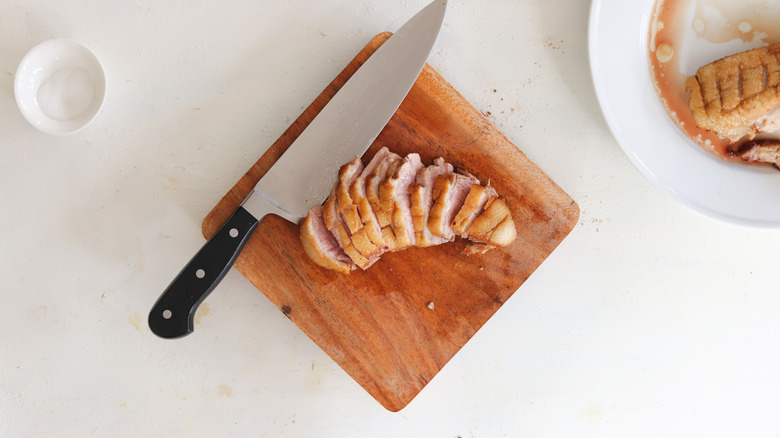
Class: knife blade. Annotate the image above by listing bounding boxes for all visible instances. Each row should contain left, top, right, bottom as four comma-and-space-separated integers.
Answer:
149, 0, 447, 339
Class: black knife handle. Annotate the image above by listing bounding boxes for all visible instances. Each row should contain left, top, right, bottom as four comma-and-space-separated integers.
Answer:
148, 206, 260, 339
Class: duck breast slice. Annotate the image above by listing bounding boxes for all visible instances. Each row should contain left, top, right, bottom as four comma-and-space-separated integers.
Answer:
410, 157, 454, 247
322, 186, 374, 268
427, 172, 480, 241
377, 153, 424, 251
451, 183, 498, 237
300, 205, 356, 274
465, 197, 517, 248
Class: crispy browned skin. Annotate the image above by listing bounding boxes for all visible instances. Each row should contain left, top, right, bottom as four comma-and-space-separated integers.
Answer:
300, 206, 355, 274
335, 158, 384, 259
366, 153, 401, 217
336, 157, 364, 234
377, 154, 424, 251
427, 174, 454, 237
465, 197, 517, 248
349, 148, 391, 250
451, 184, 496, 237
729, 139, 780, 169
350, 178, 386, 247
687, 44, 780, 142
322, 187, 372, 268
410, 158, 453, 247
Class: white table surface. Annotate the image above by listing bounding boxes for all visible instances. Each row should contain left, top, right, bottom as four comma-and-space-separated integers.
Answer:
2, 0, 779, 436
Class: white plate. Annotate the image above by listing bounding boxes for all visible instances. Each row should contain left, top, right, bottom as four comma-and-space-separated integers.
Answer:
588, 0, 780, 228
14, 39, 106, 135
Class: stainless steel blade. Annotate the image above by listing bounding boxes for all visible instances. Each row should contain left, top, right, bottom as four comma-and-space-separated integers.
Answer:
243, 0, 447, 223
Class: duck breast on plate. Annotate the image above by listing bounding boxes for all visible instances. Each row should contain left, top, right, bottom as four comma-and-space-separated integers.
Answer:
687, 44, 780, 144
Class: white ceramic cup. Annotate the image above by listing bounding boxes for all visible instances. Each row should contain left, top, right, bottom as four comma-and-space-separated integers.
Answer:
14, 39, 107, 135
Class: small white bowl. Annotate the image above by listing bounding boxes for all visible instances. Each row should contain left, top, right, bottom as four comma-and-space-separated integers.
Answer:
14, 39, 107, 135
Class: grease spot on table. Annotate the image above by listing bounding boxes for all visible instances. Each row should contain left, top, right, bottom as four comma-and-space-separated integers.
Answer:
193, 302, 211, 325
217, 384, 233, 398
580, 405, 604, 425
128, 312, 142, 332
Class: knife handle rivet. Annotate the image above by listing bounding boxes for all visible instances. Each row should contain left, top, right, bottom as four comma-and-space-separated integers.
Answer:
195, 269, 206, 279
162, 309, 173, 319
229, 228, 239, 238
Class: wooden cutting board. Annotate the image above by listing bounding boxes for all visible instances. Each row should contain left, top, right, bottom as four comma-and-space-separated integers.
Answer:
202, 32, 579, 411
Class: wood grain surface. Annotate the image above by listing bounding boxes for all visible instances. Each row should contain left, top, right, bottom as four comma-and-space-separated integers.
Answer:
202, 32, 579, 411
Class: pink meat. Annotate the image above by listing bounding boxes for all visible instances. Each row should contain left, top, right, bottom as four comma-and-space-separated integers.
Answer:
411, 158, 454, 247
300, 205, 356, 272
385, 153, 424, 249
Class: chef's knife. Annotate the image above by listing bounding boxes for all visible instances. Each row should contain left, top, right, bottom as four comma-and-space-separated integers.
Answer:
149, 0, 447, 339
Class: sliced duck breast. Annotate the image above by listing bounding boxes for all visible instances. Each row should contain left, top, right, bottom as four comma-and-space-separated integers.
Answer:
349, 148, 393, 249
300, 205, 356, 274
367, 153, 401, 220
336, 157, 365, 234
372, 159, 402, 228
334, 157, 383, 259
465, 197, 517, 248
377, 153, 424, 251
427, 172, 480, 241
299, 149, 519, 274
322, 186, 375, 268
451, 183, 498, 237
409, 158, 453, 247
